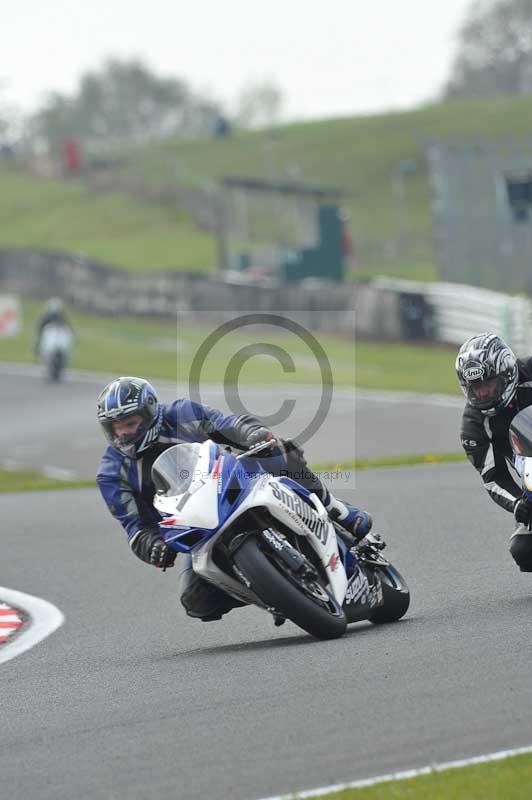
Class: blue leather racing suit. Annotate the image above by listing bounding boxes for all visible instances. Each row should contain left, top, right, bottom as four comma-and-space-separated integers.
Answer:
97, 399, 330, 619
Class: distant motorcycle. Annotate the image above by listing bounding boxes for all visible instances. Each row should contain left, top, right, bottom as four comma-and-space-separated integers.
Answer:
38, 323, 73, 382
152, 439, 410, 640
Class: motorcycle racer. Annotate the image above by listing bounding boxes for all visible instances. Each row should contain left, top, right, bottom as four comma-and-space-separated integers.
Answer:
457, 332, 532, 572
96, 376, 373, 621
34, 297, 73, 358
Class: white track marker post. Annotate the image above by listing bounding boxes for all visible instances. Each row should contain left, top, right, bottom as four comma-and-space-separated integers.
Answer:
0, 587, 64, 665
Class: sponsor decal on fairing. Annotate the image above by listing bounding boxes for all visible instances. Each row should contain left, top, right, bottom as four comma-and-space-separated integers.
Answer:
263, 529, 284, 551
344, 567, 382, 608
268, 482, 329, 544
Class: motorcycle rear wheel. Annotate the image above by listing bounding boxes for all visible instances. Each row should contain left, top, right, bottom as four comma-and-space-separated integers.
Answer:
233, 535, 347, 640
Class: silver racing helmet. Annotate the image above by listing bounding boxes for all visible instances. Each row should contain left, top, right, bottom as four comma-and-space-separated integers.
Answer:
456, 333, 518, 415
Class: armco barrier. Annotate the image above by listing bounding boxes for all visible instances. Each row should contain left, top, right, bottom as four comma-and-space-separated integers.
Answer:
0, 248, 373, 336
374, 277, 532, 354
3, 247, 528, 348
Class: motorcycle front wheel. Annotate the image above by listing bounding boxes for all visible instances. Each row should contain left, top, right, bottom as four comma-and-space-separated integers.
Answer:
368, 563, 410, 624
49, 351, 65, 382
233, 535, 347, 640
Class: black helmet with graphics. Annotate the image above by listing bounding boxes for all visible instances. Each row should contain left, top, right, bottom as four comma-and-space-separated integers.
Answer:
456, 333, 518, 414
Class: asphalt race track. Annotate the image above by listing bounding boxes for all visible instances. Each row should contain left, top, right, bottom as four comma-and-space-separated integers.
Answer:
3, 364, 518, 800
0, 363, 462, 477
2, 465, 532, 800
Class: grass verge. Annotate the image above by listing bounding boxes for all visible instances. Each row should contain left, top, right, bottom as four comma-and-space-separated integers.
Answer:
0, 468, 94, 493
313, 451, 465, 472
0, 300, 460, 393
1, 452, 464, 493
300, 751, 532, 800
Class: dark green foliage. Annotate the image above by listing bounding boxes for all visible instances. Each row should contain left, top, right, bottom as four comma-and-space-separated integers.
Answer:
32, 58, 224, 149
445, 0, 532, 98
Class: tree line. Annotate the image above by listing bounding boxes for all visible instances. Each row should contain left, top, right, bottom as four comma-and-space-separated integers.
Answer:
2, 0, 532, 152
444, 0, 532, 99
0, 59, 283, 152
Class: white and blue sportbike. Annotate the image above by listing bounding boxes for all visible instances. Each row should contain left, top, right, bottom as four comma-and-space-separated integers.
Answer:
511, 408, 532, 500
152, 439, 410, 640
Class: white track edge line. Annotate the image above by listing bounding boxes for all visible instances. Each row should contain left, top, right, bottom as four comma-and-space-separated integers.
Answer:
256, 743, 532, 800
0, 587, 64, 665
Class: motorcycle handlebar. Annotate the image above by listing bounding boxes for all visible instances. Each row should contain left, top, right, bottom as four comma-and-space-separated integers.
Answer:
235, 438, 279, 461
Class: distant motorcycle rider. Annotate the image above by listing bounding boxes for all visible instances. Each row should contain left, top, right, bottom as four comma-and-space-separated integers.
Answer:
34, 298, 73, 358
96, 376, 373, 621
456, 332, 532, 571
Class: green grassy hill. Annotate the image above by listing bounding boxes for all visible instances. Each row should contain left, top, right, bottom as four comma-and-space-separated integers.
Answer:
117, 95, 532, 279
2, 95, 532, 277
0, 169, 215, 272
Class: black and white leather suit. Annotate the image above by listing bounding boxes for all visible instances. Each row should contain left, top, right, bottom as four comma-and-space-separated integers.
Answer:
460, 357, 532, 569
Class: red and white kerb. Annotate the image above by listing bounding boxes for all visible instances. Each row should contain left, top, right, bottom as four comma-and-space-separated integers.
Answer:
0, 603, 24, 643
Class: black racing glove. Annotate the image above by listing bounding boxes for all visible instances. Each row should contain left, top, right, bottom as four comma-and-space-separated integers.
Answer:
514, 496, 532, 526
131, 528, 176, 568
245, 427, 275, 452
149, 538, 176, 569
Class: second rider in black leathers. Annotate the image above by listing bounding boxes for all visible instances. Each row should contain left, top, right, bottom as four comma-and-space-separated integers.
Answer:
457, 332, 532, 571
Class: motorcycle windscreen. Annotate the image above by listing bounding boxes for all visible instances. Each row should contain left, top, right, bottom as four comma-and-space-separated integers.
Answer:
152, 443, 202, 496
510, 408, 532, 457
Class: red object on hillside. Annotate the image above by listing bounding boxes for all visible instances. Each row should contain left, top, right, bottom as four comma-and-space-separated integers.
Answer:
341, 218, 354, 260
60, 138, 83, 175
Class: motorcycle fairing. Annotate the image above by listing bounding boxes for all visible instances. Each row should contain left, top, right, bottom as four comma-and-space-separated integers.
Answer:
39, 323, 73, 355
214, 472, 348, 605
154, 441, 348, 605
524, 457, 532, 495
514, 454, 532, 495
154, 441, 220, 530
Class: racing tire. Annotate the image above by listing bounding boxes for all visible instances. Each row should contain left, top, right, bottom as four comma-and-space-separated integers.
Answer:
368, 564, 410, 624
233, 535, 347, 640
49, 351, 64, 382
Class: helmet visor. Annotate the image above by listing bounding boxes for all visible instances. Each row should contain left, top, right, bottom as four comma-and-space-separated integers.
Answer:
100, 412, 147, 454
466, 375, 504, 409
111, 415, 144, 448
